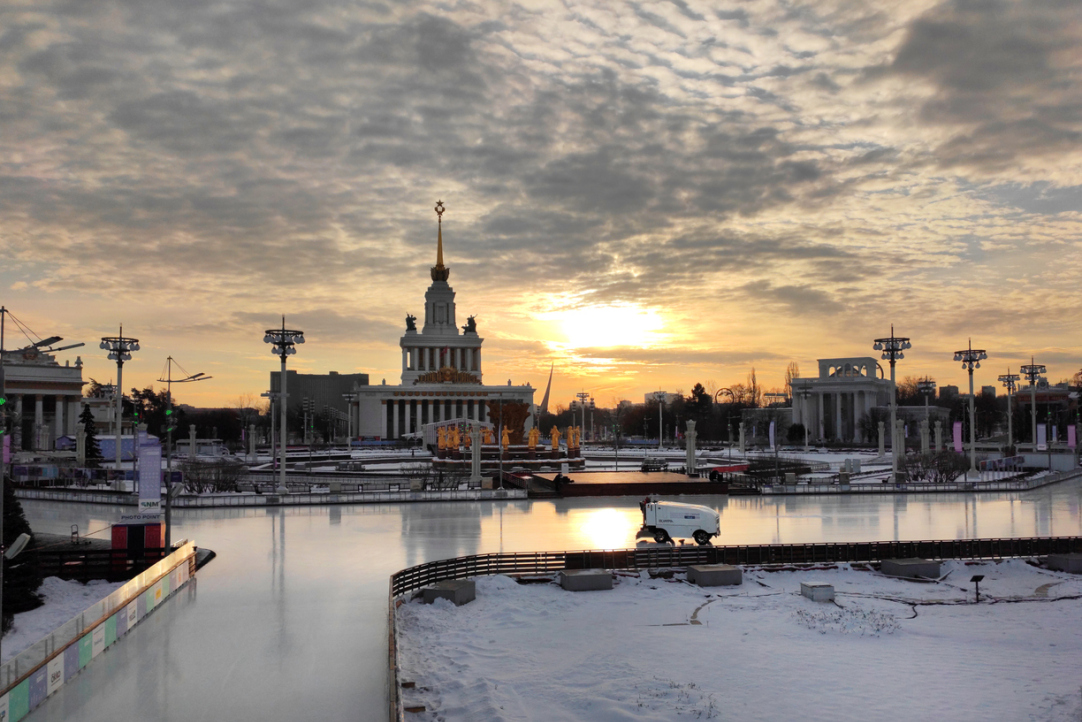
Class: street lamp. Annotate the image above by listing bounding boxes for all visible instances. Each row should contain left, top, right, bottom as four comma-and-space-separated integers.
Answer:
917, 379, 936, 423
873, 326, 911, 482
157, 357, 210, 549
954, 339, 988, 475
998, 371, 1019, 452
100, 326, 140, 474
714, 388, 735, 459
342, 393, 358, 444
1020, 357, 1046, 451
574, 391, 590, 445
261, 390, 280, 473
653, 391, 667, 450
798, 386, 812, 451
264, 317, 304, 494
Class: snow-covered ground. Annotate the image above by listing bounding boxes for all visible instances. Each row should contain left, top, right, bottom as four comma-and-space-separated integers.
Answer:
1, 577, 124, 663
396, 559, 1082, 721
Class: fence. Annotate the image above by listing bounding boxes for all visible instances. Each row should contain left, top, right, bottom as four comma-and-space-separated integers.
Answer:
761, 467, 1082, 495
0, 542, 197, 721
389, 536, 1082, 598
33, 548, 168, 583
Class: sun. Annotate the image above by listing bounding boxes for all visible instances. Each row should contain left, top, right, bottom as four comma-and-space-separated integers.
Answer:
547, 303, 665, 350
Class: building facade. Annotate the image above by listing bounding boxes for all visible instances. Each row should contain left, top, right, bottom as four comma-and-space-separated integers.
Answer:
351, 203, 534, 439
1, 346, 85, 451
791, 357, 892, 443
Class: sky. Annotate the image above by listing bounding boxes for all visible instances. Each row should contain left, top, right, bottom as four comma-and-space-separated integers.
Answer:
1, 0, 1080, 410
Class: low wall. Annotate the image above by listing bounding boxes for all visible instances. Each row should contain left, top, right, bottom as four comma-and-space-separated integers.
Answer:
16, 487, 526, 508
0, 542, 197, 721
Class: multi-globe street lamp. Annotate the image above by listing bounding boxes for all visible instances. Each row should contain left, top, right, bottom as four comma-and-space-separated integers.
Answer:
954, 340, 988, 475
157, 357, 210, 548
713, 388, 735, 459
998, 371, 1020, 452
1020, 357, 1046, 450
652, 391, 667, 449
873, 326, 911, 481
264, 318, 304, 494
342, 393, 358, 443
572, 392, 593, 444
100, 327, 139, 472
917, 379, 936, 421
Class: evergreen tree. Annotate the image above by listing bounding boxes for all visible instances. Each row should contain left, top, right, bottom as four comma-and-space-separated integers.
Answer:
80, 404, 102, 468
2, 478, 42, 632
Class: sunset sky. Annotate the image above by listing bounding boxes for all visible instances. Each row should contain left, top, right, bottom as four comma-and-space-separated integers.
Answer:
2, 0, 1080, 410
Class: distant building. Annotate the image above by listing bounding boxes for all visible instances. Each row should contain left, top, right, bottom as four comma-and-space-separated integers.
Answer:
269, 370, 369, 420
981, 385, 996, 397
644, 392, 681, 405
2, 345, 85, 451
939, 385, 959, 401
791, 358, 892, 443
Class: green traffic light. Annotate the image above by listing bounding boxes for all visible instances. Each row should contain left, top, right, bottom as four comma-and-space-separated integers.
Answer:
0, 397, 6, 406
165, 409, 173, 415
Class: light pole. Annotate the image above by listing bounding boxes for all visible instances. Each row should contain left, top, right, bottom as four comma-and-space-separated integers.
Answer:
261, 390, 279, 473
342, 393, 357, 445
653, 392, 666, 449
1020, 357, 1046, 451
954, 340, 987, 475
264, 318, 304, 494
873, 326, 911, 482
714, 388, 735, 460
100, 327, 140, 474
157, 357, 209, 549
798, 387, 812, 451
998, 371, 1019, 453
917, 379, 936, 424
574, 391, 590, 445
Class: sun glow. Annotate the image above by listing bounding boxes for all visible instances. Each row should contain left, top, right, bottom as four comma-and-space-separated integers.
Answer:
577, 508, 639, 550
546, 303, 665, 350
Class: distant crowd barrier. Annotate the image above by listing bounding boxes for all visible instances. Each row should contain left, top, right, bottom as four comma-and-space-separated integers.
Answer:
0, 542, 198, 721
389, 536, 1082, 598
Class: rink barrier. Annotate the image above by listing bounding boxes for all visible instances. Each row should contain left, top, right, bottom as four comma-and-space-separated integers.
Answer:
0, 542, 198, 721
389, 536, 1082, 598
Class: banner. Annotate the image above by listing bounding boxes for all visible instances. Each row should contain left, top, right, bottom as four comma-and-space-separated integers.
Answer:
1036, 423, 1047, 451
1070, 426, 1077, 450
137, 437, 162, 518
953, 422, 963, 452
768, 421, 776, 450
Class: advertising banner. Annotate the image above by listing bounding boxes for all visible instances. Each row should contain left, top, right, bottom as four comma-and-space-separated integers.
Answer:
137, 437, 162, 519
953, 422, 963, 452
768, 421, 776, 450
1037, 423, 1047, 451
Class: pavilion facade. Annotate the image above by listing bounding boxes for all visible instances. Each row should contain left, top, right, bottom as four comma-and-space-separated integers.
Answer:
791, 357, 892, 443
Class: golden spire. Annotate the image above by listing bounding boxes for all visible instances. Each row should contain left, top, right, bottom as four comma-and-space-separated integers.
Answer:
431, 200, 450, 281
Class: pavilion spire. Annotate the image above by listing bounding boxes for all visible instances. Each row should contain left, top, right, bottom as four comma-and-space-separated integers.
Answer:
431, 200, 450, 281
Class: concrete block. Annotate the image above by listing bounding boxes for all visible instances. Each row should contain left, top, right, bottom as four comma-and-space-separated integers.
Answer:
1047, 553, 1082, 574
881, 558, 940, 580
421, 580, 476, 606
687, 564, 742, 587
800, 582, 834, 602
559, 570, 612, 592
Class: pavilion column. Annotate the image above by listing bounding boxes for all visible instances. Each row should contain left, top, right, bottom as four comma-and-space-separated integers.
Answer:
381, 400, 389, 438
55, 395, 65, 442
34, 395, 44, 450
68, 398, 79, 436
392, 400, 400, 439
834, 393, 842, 442
401, 349, 408, 375
404, 400, 412, 435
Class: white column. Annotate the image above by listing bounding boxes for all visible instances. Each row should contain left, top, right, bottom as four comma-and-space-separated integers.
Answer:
34, 395, 44, 450
401, 348, 407, 375
392, 400, 400, 439
381, 400, 388, 438
55, 395, 65, 441
834, 393, 842, 442
404, 400, 412, 435
851, 393, 858, 443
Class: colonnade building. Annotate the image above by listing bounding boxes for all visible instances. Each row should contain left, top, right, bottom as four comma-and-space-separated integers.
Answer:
349, 203, 534, 440
791, 357, 892, 443
2, 346, 85, 451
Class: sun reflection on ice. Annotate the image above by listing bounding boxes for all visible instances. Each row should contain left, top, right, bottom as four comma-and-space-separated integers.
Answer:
577, 508, 639, 550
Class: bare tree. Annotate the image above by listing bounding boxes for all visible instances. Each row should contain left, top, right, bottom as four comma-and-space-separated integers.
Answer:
784, 362, 800, 402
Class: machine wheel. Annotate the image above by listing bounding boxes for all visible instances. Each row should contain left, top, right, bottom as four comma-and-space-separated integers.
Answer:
653, 529, 671, 544
693, 530, 712, 546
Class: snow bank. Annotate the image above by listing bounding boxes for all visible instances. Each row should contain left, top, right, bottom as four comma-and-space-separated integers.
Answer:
2, 577, 124, 663
397, 560, 1082, 721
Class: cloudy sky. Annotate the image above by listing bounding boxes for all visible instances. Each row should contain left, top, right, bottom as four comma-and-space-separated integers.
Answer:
2, 0, 1080, 409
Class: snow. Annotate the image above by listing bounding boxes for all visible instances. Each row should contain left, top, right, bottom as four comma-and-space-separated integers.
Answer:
1, 577, 124, 663
397, 559, 1082, 721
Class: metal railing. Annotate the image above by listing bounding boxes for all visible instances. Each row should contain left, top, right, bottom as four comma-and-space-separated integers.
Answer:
34, 548, 168, 582
389, 536, 1082, 598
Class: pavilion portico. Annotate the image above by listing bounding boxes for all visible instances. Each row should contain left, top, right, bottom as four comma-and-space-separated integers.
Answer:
2, 350, 85, 451
792, 357, 891, 443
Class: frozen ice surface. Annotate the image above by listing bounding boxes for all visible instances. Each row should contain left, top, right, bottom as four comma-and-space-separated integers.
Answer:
398, 561, 1082, 721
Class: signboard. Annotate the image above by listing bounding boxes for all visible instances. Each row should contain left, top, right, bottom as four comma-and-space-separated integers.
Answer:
137, 437, 162, 519
1037, 423, 1047, 451
953, 422, 963, 453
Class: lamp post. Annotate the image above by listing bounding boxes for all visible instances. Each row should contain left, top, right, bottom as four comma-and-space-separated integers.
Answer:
714, 388, 735, 460
873, 326, 911, 482
264, 318, 304, 494
157, 357, 209, 549
100, 327, 140, 474
954, 340, 987, 475
653, 392, 667, 450
574, 391, 590, 446
342, 393, 357, 445
1020, 357, 1046, 451
798, 386, 812, 451
261, 390, 279, 473
998, 371, 1019, 453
